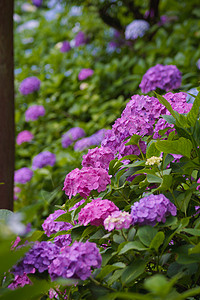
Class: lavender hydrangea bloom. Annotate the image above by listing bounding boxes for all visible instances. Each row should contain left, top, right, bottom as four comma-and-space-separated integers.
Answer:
8, 273, 32, 290
62, 127, 85, 148
82, 147, 114, 170
104, 211, 132, 231
125, 20, 150, 40
60, 41, 71, 53
25, 105, 45, 121
63, 167, 111, 199
186, 88, 199, 104
49, 241, 102, 281
131, 194, 177, 226
74, 137, 93, 151
139, 64, 182, 93
19, 77, 41, 95
89, 129, 107, 145
13, 241, 60, 276
16, 130, 33, 145
42, 210, 73, 237
14, 168, 33, 184
32, 0, 42, 7
78, 68, 94, 81
32, 151, 56, 169
74, 31, 86, 47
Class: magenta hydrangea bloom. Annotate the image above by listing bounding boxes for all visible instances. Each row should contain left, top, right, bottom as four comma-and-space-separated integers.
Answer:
14, 168, 33, 184
69, 199, 85, 211
8, 273, 32, 290
197, 178, 200, 191
63, 167, 111, 199
78, 198, 119, 226
19, 77, 41, 95
139, 64, 182, 93
104, 211, 132, 231
32, 0, 42, 7
49, 241, 102, 281
78, 68, 94, 81
82, 147, 114, 170
125, 20, 150, 40
74, 31, 87, 47
32, 151, 56, 169
131, 194, 177, 226
13, 241, 60, 276
62, 127, 85, 148
42, 210, 72, 237
60, 41, 71, 53
25, 105, 45, 121
16, 130, 34, 145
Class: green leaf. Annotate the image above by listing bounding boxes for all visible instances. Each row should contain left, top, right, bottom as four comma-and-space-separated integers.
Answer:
137, 226, 158, 247
127, 227, 136, 241
181, 228, 200, 236
118, 241, 148, 255
55, 212, 71, 222
157, 174, 172, 191
176, 191, 192, 214
154, 92, 177, 119
96, 265, 124, 280
186, 92, 200, 127
125, 134, 141, 146
121, 259, 146, 284
150, 232, 165, 252
188, 243, 200, 254
156, 137, 193, 158
146, 174, 162, 183
146, 141, 161, 159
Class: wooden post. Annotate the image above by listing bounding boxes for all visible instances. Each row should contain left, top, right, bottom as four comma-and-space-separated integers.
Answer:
0, 0, 14, 210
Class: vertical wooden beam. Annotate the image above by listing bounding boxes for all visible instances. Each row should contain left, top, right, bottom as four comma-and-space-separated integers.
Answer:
0, 0, 14, 210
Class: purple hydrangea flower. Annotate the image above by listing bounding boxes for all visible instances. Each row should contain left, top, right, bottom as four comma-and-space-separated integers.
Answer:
8, 273, 32, 290
74, 137, 93, 151
49, 241, 102, 281
16, 130, 34, 145
89, 129, 107, 145
14, 168, 33, 184
32, 0, 42, 7
60, 41, 71, 53
78, 68, 94, 81
19, 77, 41, 95
139, 64, 182, 93
63, 167, 111, 199
42, 210, 72, 237
131, 194, 177, 226
32, 151, 56, 169
62, 127, 85, 148
78, 198, 119, 226
82, 147, 114, 170
125, 20, 150, 40
13, 241, 60, 276
104, 211, 132, 231
74, 31, 87, 47
25, 105, 45, 121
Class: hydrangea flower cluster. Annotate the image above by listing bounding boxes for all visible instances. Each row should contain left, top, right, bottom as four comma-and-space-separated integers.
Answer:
153, 92, 192, 138
32, 151, 56, 169
74, 137, 93, 151
78, 198, 119, 226
8, 273, 32, 290
19, 77, 41, 95
25, 105, 45, 121
13, 241, 60, 276
16, 130, 34, 145
63, 167, 111, 199
42, 210, 72, 247
104, 211, 132, 231
82, 147, 114, 170
131, 194, 177, 226
74, 31, 87, 47
139, 64, 182, 93
146, 156, 162, 166
74, 129, 106, 151
32, 0, 42, 6
14, 168, 33, 184
78, 68, 94, 81
49, 241, 102, 281
125, 20, 150, 40
62, 127, 85, 148
60, 41, 71, 53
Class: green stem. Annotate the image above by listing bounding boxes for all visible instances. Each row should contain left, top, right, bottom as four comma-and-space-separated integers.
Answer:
121, 229, 128, 241
137, 143, 145, 160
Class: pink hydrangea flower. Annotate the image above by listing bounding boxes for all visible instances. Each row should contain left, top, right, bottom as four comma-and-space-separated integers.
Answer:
16, 130, 33, 145
8, 273, 32, 290
82, 147, 114, 170
104, 211, 132, 231
197, 178, 200, 191
78, 198, 119, 226
78, 69, 94, 81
